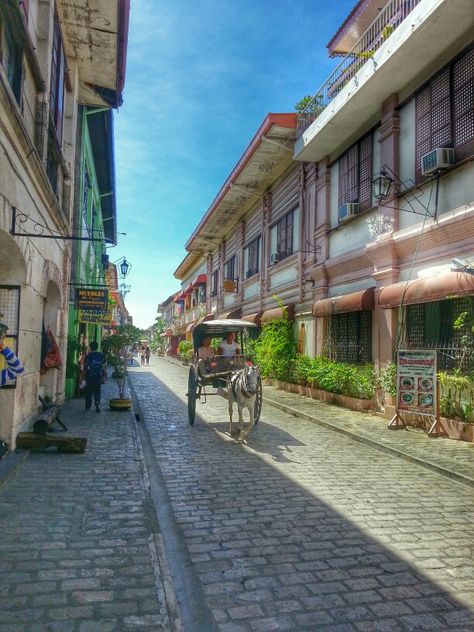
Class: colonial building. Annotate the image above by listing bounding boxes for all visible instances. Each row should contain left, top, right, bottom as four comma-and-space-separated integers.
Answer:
0, 0, 129, 447
295, 0, 474, 371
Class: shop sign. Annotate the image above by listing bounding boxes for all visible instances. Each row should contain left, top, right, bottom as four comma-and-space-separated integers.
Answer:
78, 308, 113, 325
396, 350, 437, 416
75, 288, 108, 311
223, 278, 237, 293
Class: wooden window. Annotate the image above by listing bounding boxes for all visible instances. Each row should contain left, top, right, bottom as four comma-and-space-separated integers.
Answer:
0, 9, 23, 105
211, 270, 218, 297
416, 46, 474, 179
328, 311, 372, 364
50, 13, 66, 143
338, 134, 373, 211
245, 237, 260, 279
276, 211, 294, 259
224, 255, 235, 282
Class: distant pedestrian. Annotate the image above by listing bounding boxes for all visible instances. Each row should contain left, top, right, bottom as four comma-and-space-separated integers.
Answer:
83, 341, 106, 412
145, 346, 150, 365
140, 347, 145, 365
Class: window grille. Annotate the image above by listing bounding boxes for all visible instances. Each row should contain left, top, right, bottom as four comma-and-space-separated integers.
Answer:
246, 237, 260, 277
406, 297, 474, 371
0, 285, 21, 388
328, 311, 372, 364
276, 211, 294, 259
416, 45, 474, 180
338, 134, 373, 211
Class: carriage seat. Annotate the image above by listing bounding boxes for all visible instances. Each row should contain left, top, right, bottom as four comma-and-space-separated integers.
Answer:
206, 355, 246, 374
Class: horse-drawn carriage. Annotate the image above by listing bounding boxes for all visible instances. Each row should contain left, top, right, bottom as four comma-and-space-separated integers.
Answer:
186, 319, 263, 441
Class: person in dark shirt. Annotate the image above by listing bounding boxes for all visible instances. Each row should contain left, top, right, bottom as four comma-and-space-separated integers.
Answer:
83, 341, 106, 412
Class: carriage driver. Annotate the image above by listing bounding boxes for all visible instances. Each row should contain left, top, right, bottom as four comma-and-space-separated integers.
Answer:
217, 331, 241, 357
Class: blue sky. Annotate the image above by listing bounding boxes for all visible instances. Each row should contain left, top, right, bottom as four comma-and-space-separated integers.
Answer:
114, 0, 355, 329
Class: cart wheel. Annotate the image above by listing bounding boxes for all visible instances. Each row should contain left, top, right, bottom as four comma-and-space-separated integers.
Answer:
254, 374, 263, 423
187, 367, 197, 425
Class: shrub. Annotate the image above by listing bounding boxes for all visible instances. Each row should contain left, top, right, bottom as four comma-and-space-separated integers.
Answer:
177, 340, 193, 362
254, 307, 296, 381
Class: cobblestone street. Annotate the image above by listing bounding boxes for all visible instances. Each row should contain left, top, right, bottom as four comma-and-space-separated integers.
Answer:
1, 356, 474, 631
131, 357, 474, 632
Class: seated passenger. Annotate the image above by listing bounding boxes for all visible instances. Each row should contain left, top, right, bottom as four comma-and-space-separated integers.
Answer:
217, 332, 241, 357
197, 336, 213, 376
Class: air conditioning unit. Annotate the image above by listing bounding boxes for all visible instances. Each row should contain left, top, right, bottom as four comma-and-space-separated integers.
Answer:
421, 147, 455, 176
270, 253, 280, 265
338, 202, 359, 223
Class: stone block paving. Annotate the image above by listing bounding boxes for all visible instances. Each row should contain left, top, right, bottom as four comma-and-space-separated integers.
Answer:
262, 385, 474, 486
0, 377, 172, 632
131, 357, 474, 632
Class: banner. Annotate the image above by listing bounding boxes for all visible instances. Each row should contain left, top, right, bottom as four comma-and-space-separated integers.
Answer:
396, 350, 437, 416
75, 288, 108, 311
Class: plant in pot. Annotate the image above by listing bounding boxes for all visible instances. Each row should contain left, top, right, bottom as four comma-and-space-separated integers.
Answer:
102, 324, 143, 411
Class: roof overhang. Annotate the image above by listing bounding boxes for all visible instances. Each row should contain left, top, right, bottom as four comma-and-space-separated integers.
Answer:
379, 272, 474, 308
60, 0, 130, 108
174, 252, 205, 280
88, 108, 117, 244
313, 288, 375, 316
327, 0, 385, 56
185, 113, 297, 253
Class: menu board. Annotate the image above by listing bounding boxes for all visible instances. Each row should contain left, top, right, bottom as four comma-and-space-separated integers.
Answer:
396, 350, 437, 416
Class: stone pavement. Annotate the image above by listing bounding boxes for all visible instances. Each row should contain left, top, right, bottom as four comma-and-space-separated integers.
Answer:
0, 376, 176, 632
262, 386, 474, 488
131, 357, 474, 632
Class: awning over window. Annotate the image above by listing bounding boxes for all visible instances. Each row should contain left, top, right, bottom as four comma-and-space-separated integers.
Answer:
218, 308, 242, 320
261, 304, 294, 324
190, 273, 207, 288
241, 312, 263, 326
173, 292, 186, 302
312, 288, 374, 317
379, 272, 474, 309
185, 321, 197, 333
195, 314, 215, 326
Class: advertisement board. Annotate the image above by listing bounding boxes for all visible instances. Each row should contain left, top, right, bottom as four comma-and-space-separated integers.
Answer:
78, 309, 112, 325
75, 288, 108, 311
396, 350, 437, 416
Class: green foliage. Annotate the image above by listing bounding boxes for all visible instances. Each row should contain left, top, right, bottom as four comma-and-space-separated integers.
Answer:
438, 371, 474, 422
295, 94, 324, 114
291, 354, 377, 400
254, 307, 296, 381
177, 340, 193, 363
377, 362, 397, 398
102, 324, 142, 399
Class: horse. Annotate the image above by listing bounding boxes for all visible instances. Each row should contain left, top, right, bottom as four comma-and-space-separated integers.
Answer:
226, 364, 260, 443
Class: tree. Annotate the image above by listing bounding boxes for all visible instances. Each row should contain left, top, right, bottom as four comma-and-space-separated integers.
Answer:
102, 324, 142, 399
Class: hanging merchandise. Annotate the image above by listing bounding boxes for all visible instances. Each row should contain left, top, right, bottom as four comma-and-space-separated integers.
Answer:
0, 322, 24, 387
40, 325, 62, 373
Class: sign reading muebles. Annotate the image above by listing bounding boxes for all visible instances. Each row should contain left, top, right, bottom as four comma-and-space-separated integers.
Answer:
74, 288, 108, 311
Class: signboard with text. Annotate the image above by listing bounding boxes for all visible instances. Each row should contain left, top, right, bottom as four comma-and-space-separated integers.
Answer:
75, 288, 108, 312
78, 309, 113, 325
396, 350, 437, 416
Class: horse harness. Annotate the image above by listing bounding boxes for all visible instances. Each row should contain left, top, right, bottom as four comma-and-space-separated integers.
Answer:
229, 367, 253, 399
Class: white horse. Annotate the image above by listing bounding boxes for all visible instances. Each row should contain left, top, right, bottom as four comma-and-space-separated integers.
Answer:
227, 364, 260, 443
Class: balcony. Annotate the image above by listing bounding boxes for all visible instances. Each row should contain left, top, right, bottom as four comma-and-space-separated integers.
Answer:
294, 0, 474, 162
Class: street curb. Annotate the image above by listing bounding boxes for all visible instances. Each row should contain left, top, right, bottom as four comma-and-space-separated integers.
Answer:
263, 396, 474, 489
0, 450, 30, 488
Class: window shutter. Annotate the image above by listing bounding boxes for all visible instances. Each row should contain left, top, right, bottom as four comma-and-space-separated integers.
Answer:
338, 152, 348, 207
430, 67, 451, 149
358, 134, 372, 207
453, 47, 474, 154
415, 84, 432, 177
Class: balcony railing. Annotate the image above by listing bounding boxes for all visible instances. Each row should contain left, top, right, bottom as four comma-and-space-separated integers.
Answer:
297, 0, 421, 138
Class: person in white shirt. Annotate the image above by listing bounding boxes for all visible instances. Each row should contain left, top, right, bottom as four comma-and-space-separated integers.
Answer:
218, 332, 241, 357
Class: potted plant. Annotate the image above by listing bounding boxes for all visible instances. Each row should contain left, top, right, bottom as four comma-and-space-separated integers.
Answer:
102, 324, 142, 411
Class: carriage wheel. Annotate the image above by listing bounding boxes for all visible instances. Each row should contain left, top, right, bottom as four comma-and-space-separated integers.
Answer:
187, 367, 197, 425
254, 374, 263, 423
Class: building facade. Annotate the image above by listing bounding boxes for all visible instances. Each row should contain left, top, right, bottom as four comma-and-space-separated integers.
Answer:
0, 0, 129, 447
170, 0, 474, 375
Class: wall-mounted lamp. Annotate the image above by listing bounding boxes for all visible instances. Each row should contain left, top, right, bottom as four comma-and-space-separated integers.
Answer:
113, 256, 132, 278
451, 258, 474, 275
371, 165, 438, 218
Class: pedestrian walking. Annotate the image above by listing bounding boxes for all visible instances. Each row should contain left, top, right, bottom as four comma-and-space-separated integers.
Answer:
83, 341, 106, 412
145, 345, 151, 365
140, 347, 145, 365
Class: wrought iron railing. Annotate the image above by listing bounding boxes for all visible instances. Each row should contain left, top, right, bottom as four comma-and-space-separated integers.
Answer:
296, 0, 422, 138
